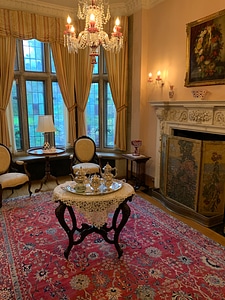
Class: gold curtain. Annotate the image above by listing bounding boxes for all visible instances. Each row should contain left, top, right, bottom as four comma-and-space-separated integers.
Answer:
50, 43, 77, 145
74, 49, 93, 137
0, 36, 16, 146
105, 16, 128, 151
0, 8, 66, 146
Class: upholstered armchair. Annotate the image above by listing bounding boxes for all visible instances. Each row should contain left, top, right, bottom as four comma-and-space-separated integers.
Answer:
70, 136, 101, 180
0, 144, 32, 208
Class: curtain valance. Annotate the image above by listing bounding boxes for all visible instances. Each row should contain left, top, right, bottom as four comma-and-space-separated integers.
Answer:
0, 8, 128, 43
0, 8, 66, 43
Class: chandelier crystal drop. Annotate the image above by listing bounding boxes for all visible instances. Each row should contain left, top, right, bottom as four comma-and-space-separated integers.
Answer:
64, 0, 123, 64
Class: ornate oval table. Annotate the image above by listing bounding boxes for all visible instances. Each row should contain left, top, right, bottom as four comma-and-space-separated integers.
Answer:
52, 181, 135, 259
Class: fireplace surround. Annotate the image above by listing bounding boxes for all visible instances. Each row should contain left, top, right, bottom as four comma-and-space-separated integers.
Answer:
150, 100, 225, 227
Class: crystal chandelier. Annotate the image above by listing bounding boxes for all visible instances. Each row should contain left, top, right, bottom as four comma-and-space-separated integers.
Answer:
64, 0, 123, 64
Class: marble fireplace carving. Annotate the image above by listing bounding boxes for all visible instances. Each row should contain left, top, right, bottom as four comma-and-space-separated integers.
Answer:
150, 100, 225, 227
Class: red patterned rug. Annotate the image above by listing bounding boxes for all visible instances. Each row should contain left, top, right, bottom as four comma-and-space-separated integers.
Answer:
0, 192, 225, 300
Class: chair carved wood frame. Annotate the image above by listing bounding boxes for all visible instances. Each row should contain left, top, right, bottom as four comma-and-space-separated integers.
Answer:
70, 136, 101, 180
0, 143, 32, 208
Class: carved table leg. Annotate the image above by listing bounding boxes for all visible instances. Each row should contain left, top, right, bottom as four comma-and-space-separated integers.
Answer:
112, 198, 131, 258
55, 202, 77, 259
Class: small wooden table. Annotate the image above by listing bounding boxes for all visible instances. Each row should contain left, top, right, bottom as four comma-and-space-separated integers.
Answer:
122, 154, 151, 191
27, 148, 65, 192
52, 181, 135, 259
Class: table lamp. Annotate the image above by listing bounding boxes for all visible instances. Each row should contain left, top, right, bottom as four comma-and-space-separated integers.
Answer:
36, 115, 56, 150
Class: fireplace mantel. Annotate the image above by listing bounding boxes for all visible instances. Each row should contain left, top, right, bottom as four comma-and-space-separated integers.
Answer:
150, 100, 225, 227
150, 100, 225, 188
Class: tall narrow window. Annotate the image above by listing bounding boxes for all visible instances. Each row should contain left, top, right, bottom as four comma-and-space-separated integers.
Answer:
85, 50, 116, 150
105, 83, 116, 147
26, 80, 45, 147
52, 82, 66, 146
86, 83, 99, 146
11, 80, 22, 150
11, 39, 66, 152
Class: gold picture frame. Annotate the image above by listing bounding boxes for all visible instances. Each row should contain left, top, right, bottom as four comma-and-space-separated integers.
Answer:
185, 9, 225, 87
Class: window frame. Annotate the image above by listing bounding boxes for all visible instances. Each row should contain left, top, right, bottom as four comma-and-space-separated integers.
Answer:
12, 40, 116, 153
12, 39, 64, 152
88, 49, 116, 150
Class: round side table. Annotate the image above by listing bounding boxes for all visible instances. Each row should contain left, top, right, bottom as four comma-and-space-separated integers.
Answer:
27, 147, 65, 192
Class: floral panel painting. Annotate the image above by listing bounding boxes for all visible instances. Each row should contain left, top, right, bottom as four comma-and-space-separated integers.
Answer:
185, 9, 225, 87
166, 136, 202, 210
198, 141, 225, 216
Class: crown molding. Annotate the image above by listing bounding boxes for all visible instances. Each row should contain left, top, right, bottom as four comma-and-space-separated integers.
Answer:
0, 0, 165, 17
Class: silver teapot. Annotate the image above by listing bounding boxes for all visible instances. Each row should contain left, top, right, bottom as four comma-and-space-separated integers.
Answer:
74, 167, 86, 193
90, 174, 101, 192
101, 162, 117, 190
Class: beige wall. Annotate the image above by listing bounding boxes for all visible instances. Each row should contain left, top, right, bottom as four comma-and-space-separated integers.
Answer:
131, 0, 225, 182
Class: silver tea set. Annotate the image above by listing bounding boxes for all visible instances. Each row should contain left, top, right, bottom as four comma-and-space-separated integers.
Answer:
74, 162, 118, 193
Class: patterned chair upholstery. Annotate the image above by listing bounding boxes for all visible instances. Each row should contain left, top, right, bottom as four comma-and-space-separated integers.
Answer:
0, 144, 32, 208
70, 136, 101, 179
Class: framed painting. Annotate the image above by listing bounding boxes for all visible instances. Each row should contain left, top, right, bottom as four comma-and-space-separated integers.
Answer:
185, 9, 225, 87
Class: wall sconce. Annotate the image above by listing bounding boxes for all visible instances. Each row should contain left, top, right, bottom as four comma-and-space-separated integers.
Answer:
147, 72, 153, 83
148, 71, 164, 87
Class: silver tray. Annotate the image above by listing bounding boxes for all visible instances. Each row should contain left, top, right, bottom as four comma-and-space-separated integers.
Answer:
62, 180, 123, 196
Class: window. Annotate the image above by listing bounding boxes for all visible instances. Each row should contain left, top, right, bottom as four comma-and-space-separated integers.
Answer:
11, 39, 66, 151
11, 40, 115, 152
86, 52, 116, 149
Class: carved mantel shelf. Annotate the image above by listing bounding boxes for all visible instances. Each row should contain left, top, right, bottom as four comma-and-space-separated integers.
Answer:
150, 100, 225, 133
150, 100, 225, 108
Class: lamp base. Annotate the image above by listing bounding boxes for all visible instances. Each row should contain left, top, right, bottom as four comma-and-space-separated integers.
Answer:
43, 141, 51, 150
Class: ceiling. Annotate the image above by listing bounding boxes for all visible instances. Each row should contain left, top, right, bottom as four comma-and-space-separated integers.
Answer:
0, 0, 165, 17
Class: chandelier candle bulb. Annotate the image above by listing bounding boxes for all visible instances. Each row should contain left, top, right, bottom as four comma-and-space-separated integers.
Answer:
112, 18, 122, 37
89, 14, 95, 27
67, 15, 71, 25
65, 16, 74, 33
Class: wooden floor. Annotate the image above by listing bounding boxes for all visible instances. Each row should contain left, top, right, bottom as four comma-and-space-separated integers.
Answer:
2, 175, 225, 247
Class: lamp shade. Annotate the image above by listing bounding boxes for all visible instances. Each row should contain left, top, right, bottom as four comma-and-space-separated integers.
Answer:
36, 115, 56, 133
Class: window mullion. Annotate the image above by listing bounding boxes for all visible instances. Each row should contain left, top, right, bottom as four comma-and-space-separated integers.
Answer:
18, 39, 30, 150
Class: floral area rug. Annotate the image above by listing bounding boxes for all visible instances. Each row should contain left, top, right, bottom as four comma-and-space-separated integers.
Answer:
0, 192, 225, 300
